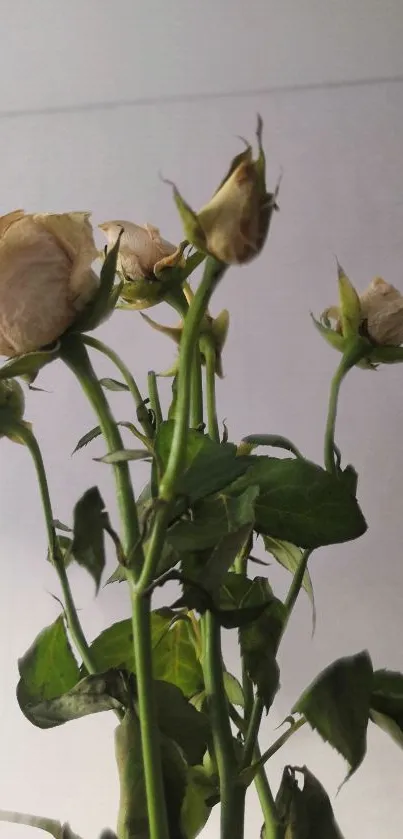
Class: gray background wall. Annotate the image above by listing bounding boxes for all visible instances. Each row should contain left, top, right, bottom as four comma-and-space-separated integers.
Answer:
1, 2, 403, 837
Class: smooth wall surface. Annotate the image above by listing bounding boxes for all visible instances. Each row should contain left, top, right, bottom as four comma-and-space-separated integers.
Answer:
1, 3, 403, 837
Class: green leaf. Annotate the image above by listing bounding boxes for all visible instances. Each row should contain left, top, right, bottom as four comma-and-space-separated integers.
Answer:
74, 232, 122, 332
88, 611, 203, 698
262, 536, 316, 631
293, 651, 373, 780
99, 377, 130, 392
53, 519, 72, 533
228, 456, 367, 549
47, 534, 73, 567
311, 313, 346, 353
72, 425, 102, 454
94, 448, 151, 464
275, 765, 345, 838
155, 421, 252, 507
71, 487, 109, 592
238, 577, 284, 710
337, 262, 361, 339
0, 343, 60, 381
167, 486, 258, 554
154, 680, 209, 765
223, 671, 244, 708
17, 616, 80, 711
240, 434, 303, 459
18, 669, 128, 729
369, 669, 403, 749
180, 765, 217, 839
153, 616, 204, 698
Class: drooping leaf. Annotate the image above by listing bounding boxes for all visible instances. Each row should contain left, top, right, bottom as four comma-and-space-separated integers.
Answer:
369, 669, 403, 749
240, 434, 303, 459
94, 448, 152, 464
0, 343, 60, 381
154, 680, 209, 765
238, 577, 284, 710
71, 487, 109, 591
180, 765, 217, 839
293, 651, 373, 780
18, 669, 128, 729
262, 536, 316, 630
99, 377, 130, 392
17, 616, 80, 716
155, 421, 252, 506
227, 456, 367, 549
275, 765, 345, 838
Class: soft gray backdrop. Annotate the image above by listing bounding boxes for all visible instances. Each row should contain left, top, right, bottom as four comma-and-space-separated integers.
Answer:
1, 2, 403, 837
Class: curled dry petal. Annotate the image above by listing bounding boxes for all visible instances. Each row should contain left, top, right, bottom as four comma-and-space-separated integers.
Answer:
99, 220, 177, 280
0, 210, 98, 356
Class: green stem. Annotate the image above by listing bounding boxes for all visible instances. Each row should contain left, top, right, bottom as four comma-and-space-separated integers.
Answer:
148, 370, 163, 429
0, 809, 83, 839
241, 696, 264, 770
323, 339, 367, 474
202, 612, 237, 839
60, 335, 141, 565
159, 257, 226, 501
324, 361, 346, 474
191, 344, 204, 428
166, 287, 204, 429
234, 552, 279, 837
255, 718, 306, 770
60, 335, 169, 839
202, 335, 220, 441
82, 334, 154, 439
283, 549, 312, 628
253, 756, 280, 839
197, 314, 239, 837
15, 422, 95, 675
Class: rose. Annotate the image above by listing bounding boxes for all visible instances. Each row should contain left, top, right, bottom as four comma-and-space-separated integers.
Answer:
0, 210, 98, 357
169, 117, 278, 265
314, 270, 403, 368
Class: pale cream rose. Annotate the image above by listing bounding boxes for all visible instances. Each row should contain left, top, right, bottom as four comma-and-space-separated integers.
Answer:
99, 220, 177, 280
0, 210, 98, 356
359, 277, 403, 345
326, 277, 403, 346
197, 158, 265, 264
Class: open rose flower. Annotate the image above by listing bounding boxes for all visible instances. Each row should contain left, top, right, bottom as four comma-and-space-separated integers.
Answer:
0, 210, 98, 356
169, 117, 278, 265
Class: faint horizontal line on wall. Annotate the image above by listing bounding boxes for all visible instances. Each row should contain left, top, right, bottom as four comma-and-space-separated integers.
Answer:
1, 73, 403, 121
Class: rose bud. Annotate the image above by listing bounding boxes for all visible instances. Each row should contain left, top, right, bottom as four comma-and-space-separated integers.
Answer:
168, 116, 279, 265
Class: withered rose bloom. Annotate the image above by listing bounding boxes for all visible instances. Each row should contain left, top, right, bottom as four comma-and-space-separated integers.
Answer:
0, 210, 98, 356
